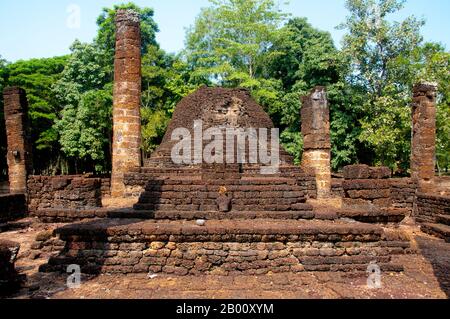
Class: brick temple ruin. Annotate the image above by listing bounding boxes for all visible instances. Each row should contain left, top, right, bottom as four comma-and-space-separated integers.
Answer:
1, 10, 449, 285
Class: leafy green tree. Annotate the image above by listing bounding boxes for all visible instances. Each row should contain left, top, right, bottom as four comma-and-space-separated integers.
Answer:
141, 45, 201, 155
95, 2, 159, 78
339, 0, 425, 170
56, 88, 112, 173
185, 0, 288, 86
5, 56, 67, 173
269, 18, 343, 164
54, 2, 161, 173
394, 42, 450, 172
53, 41, 112, 173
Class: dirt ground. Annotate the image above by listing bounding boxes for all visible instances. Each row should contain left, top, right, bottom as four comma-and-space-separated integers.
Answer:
1, 218, 448, 299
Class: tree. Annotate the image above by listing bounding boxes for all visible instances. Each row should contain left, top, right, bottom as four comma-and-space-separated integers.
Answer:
54, 3, 161, 173
394, 42, 450, 171
339, 0, 425, 170
185, 0, 288, 87
141, 45, 201, 155
55, 88, 112, 173
53, 41, 112, 173
95, 2, 159, 79
5, 56, 67, 173
268, 17, 343, 164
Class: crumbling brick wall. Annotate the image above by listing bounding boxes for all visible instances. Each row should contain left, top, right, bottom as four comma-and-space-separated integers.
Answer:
415, 193, 450, 224
27, 175, 102, 213
390, 178, 417, 215
342, 165, 392, 208
40, 220, 410, 275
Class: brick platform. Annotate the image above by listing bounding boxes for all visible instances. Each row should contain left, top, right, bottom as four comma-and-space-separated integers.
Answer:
39, 219, 409, 275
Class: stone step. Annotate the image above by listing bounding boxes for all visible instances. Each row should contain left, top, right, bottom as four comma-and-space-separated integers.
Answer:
34, 206, 409, 224
162, 210, 316, 220
337, 208, 407, 223
133, 203, 309, 212
421, 223, 450, 242
436, 215, 450, 226
108, 209, 315, 220
40, 218, 408, 275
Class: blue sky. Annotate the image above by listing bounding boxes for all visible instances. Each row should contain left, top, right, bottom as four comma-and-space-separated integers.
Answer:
0, 0, 449, 62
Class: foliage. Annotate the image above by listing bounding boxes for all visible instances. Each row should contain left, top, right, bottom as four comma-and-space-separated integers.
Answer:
5, 56, 67, 173
1, 0, 449, 177
268, 17, 342, 165
394, 42, 450, 172
53, 41, 112, 173
185, 0, 288, 86
55, 88, 112, 173
95, 2, 159, 78
338, 0, 425, 170
141, 45, 201, 155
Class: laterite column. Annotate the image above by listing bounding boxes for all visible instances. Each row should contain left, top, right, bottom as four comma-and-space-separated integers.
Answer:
111, 9, 142, 197
301, 86, 331, 199
3, 87, 33, 194
411, 82, 437, 193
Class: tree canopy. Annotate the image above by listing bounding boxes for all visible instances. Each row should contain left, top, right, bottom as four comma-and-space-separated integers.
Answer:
0, 0, 448, 176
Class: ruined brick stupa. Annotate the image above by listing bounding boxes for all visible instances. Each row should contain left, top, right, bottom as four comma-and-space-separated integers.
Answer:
132, 86, 316, 213
146, 86, 294, 168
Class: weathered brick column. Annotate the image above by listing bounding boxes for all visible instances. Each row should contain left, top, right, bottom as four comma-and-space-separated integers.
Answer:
411, 82, 437, 193
111, 9, 142, 197
301, 86, 331, 199
3, 87, 33, 194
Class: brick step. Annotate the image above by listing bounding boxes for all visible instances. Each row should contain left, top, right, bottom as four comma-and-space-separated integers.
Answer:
337, 208, 407, 223
313, 206, 407, 224
39, 218, 409, 275
436, 215, 450, 226
108, 209, 315, 220
34, 206, 408, 224
133, 203, 308, 212
421, 223, 450, 242
143, 184, 308, 192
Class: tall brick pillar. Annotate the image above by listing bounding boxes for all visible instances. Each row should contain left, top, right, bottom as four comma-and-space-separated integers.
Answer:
3, 87, 33, 194
301, 86, 331, 199
411, 82, 437, 193
111, 9, 142, 197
